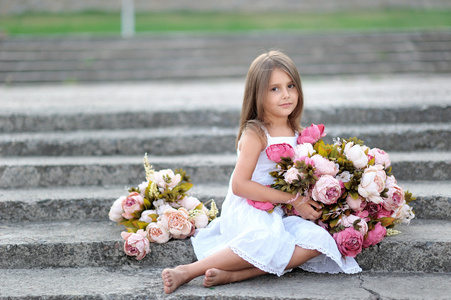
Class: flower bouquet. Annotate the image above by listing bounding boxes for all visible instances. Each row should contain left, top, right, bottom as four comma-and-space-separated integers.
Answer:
109, 154, 218, 260
261, 124, 415, 258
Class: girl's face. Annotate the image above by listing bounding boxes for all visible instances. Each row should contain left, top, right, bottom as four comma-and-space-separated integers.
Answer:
263, 68, 299, 123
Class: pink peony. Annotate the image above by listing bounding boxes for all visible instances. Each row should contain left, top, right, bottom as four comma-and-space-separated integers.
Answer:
333, 227, 364, 258
121, 229, 150, 260
266, 143, 295, 163
160, 207, 194, 239
346, 194, 365, 212
121, 192, 145, 219
294, 156, 315, 166
297, 124, 326, 144
369, 148, 391, 168
152, 169, 182, 190
362, 222, 386, 249
247, 199, 276, 211
340, 214, 368, 236
382, 184, 405, 211
358, 165, 386, 204
284, 167, 301, 184
311, 155, 339, 176
312, 175, 342, 205
146, 222, 171, 244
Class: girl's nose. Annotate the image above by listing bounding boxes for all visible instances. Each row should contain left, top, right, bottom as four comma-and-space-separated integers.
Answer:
282, 88, 290, 99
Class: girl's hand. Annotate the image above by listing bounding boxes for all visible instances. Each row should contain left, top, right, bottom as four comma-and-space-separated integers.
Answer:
292, 197, 322, 221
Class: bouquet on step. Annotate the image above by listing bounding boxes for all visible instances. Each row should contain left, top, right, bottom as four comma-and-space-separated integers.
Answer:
108, 154, 218, 260
262, 124, 415, 258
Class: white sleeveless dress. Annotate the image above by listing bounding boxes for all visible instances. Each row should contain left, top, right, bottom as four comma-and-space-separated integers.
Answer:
191, 130, 362, 276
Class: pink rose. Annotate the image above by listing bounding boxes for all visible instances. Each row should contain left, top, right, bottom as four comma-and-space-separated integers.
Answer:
266, 143, 295, 163
311, 155, 339, 176
312, 175, 342, 205
382, 184, 405, 211
297, 124, 326, 144
247, 199, 276, 211
146, 222, 171, 244
121, 192, 144, 219
369, 148, 391, 168
284, 167, 301, 184
346, 194, 365, 212
333, 227, 364, 258
340, 214, 368, 236
121, 229, 150, 260
160, 207, 194, 239
362, 222, 386, 248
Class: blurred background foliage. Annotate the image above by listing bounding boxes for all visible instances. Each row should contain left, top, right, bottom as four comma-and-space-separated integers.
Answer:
1, 9, 450, 36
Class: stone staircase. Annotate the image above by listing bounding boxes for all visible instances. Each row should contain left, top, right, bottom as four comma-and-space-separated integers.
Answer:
0, 75, 451, 299
1, 30, 451, 85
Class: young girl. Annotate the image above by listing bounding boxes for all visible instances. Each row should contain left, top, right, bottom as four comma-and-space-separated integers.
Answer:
162, 50, 361, 294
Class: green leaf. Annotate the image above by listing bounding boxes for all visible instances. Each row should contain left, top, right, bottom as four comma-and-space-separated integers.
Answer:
378, 217, 396, 227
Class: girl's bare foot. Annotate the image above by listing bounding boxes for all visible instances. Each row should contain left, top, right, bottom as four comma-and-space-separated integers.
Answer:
161, 266, 190, 294
203, 268, 236, 287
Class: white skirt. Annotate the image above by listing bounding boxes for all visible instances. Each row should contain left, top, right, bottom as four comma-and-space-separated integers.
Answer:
191, 187, 362, 276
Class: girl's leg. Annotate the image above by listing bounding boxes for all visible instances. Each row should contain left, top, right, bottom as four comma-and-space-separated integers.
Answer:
162, 247, 253, 294
203, 245, 320, 287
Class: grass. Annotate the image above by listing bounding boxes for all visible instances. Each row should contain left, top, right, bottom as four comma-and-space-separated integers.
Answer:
0, 9, 450, 36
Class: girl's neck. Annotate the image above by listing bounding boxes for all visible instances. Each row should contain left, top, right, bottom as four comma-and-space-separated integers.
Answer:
265, 121, 295, 137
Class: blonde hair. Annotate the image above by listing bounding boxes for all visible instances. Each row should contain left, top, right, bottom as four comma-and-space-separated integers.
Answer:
236, 50, 304, 148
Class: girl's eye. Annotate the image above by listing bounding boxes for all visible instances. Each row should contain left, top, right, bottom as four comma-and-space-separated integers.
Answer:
288, 84, 295, 89
271, 87, 279, 92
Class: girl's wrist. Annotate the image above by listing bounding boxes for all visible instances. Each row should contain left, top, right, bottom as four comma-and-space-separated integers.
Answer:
286, 193, 299, 204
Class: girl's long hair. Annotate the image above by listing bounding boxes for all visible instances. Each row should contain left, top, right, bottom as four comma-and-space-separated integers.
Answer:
236, 50, 304, 148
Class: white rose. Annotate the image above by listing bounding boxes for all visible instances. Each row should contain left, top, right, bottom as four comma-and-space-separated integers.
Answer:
153, 169, 182, 190
108, 196, 125, 222
346, 145, 368, 169
336, 171, 352, 183
391, 201, 415, 225
343, 142, 354, 155
294, 143, 315, 158
137, 181, 150, 196
180, 196, 201, 211
154, 199, 173, 215
192, 211, 209, 229
358, 166, 385, 204
139, 210, 157, 223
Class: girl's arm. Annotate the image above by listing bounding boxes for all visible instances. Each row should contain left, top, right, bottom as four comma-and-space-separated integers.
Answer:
232, 128, 294, 204
232, 128, 322, 220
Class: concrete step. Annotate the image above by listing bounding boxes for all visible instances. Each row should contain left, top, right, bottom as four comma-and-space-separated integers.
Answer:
0, 184, 228, 222
0, 181, 448, 222
0, 123, 449, 156
0, 267, 450, 300
0, 152, 450, 189
2, 31, 451, 83
0, 218, 449, 272
2, 75, 451, 132
3, 60, 451, 83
